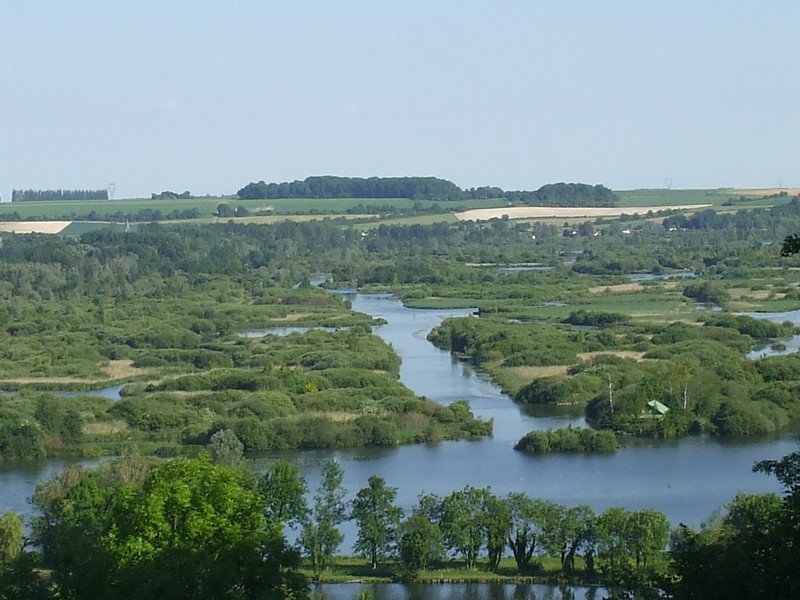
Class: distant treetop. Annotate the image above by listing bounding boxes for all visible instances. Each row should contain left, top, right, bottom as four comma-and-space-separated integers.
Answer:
12, 189, 109, 202
236, 176, 617, 207
151, 190, 192, 200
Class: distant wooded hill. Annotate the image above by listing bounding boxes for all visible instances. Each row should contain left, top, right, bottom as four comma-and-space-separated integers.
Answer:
237, 177, 617, 206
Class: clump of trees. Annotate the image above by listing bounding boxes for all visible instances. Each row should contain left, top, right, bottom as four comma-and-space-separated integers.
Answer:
1, 455, 309, 599
514, 427, 619, 454
237, 176, 618, 207
11, 189, 108, 202
151, 190, 192, 199
237, 176, 465, 201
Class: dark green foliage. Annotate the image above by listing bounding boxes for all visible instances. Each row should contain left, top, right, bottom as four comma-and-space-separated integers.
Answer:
682, 281, 730, 305
670, 446, 800, 599
397, 514, 443, 578
259, 460, 308, 530
563, 310, 631, 327
151, 190, 191, 200
781, 232, 800, 256
237, 176, 464, 201
351, 476, 402, 569
428, 318, 581, 367
30, 456, 308, 600
521, 183, 617, 206
12, 188, 108, 202
670, 494, 787, 599
515, 376, 572, 405
300, 460, 347, 580
0, 552, 52, 600
514, 427, 619, 454
206, 428, 244, 465
755, 354, 800, 382
703, 313, 792, 340
712, 400, 788, 436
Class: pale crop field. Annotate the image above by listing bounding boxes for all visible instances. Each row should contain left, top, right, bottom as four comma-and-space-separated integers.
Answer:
0, 221, 71, 233
454, 204, 712, 222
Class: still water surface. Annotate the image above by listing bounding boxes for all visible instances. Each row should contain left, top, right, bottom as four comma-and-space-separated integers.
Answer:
2, 292, 794, 524
1, 291, 796, 599
263, 292, 792, 538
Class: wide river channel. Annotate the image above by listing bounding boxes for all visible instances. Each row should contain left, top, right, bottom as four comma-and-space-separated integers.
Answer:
1, 291, 797, 599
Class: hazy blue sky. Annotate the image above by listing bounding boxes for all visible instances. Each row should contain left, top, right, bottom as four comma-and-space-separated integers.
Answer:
2, 1, 798, 199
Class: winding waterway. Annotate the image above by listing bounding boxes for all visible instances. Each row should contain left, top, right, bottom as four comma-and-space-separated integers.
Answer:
268, 291, 792, 528
1, 291, 797, 600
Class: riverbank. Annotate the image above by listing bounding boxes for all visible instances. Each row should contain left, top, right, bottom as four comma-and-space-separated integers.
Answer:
304, 556, 654, 599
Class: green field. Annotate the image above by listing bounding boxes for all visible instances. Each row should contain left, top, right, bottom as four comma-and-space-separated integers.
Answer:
0, 196, 505, 220
615, 188, 796, 210
0, 188, 794, 230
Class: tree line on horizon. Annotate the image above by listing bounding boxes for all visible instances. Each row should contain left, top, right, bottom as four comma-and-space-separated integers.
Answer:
236, 176, 618, 206
11, 189, 108, 202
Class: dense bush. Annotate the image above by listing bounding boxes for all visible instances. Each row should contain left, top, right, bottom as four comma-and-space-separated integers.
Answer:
514, 427, 619, 454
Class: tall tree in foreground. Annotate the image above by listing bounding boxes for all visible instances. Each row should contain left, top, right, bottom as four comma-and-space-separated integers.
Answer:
351, 475, 402, 569
30, 456, 308, 600
439, 486, 492, 570
259, 460, 309, 531
104, 456, 307, 600
397, 513, 443, 579
299, 460, 348, 580
505, 494, 559, 571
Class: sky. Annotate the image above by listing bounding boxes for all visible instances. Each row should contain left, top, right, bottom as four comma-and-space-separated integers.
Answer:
1, 1, 798, 200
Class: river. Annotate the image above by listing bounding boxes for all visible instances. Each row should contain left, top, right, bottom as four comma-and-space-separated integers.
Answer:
1, 291, 796, 599
260, 291, 792, 531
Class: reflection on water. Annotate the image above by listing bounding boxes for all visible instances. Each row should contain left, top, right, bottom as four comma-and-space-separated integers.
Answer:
315, 582, 606, 600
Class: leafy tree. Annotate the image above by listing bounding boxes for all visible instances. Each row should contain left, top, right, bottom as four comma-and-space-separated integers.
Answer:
351, 476, 402, 569
627, 509, 670, 572
547, 504, 595, 574
781, 233, 800, 256
206, 428, 244, 466
258, 460, 309, 530
299, 460, 347, 579
482, 492, 511, 572
0, 512, 24, 564
397, 513, 443, 578
595, 507, 632, 580
439, 486, 491, 569
31, 456, 307, 600
31, 465, 120, 598
505, 494, 559, 571
670, 494, 786, 599
103, 456, 306, 599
